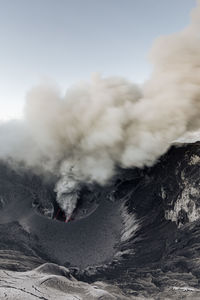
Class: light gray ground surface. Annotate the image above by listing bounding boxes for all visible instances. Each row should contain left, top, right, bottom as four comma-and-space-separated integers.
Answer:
0, 263, 132, 300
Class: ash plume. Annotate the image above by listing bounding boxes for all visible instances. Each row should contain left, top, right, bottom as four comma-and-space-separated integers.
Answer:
1, 1, 200, 219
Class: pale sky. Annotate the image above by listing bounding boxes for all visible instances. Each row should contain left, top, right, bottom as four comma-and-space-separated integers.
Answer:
0, 0, 197, 120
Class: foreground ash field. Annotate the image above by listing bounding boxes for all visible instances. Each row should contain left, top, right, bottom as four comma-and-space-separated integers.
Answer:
0, 142, 200, 299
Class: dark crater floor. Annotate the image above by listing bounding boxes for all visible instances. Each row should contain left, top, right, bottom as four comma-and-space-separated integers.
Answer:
1, 142, 200, 299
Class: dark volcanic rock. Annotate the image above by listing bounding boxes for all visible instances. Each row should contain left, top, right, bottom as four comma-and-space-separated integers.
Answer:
1, 142, 200, 299
77, 142, 200, 298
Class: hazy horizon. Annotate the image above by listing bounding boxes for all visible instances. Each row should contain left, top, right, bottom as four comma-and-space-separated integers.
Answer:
0, 0, 196, 120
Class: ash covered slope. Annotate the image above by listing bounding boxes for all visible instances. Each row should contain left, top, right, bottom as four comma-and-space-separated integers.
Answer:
0, 263, 130, 300
1, 142, 200, 299
78, 141, 200, 299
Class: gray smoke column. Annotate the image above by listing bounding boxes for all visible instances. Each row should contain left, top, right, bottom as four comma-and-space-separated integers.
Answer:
1, 1, 200, 219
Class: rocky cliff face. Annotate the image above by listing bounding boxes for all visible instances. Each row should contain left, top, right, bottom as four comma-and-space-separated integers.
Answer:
1, 142, 200, 299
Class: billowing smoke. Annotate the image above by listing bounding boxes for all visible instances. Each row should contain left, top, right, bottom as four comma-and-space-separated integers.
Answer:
1, 1, 200, 219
